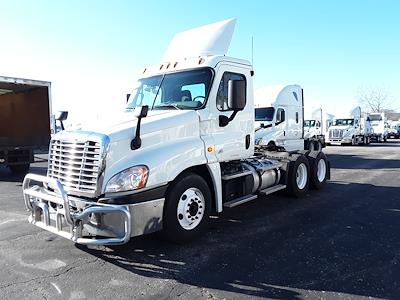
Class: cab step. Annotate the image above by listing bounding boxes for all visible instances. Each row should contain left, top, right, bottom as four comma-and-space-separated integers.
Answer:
223, 194, 258, 208
259, 184, 286, 196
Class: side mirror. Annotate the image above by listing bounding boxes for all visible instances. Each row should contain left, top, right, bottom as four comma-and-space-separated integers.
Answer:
55, 111, 68, 131
276, 109, 285, 124
228, 80, 246, 111
219, 80, 246, 127
126, 94, 131, 103
134, 105, 148, 118
55, 111, 68, 121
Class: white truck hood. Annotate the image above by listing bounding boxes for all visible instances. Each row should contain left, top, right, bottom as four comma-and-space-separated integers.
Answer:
63, 110, 198, 143
328, 125, 353, 131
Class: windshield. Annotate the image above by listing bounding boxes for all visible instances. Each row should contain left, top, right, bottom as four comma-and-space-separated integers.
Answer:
255, 107, 275, 121
304, 120, 316, 127
334, 119, 354, 126
126, 68, 213, 111
368, 114, 383, 121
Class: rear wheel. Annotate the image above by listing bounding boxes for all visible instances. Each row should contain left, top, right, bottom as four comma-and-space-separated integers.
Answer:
308, 152, 328, 189
162, 173, 211, 243
286, 155, 310, 197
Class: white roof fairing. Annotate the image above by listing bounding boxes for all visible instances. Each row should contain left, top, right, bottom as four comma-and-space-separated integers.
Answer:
254, 85, 302, 108
162, 19, 236, 61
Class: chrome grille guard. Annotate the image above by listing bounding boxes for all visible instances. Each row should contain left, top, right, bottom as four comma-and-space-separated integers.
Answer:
47, 131, 110, 198
23, 173, 132, 245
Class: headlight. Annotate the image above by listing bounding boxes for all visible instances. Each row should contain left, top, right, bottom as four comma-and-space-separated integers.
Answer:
105, 165, 149, 193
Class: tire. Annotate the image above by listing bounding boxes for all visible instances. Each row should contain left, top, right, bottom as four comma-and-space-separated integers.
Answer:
314, 141, 322, 151
351, 136, 356, 146
9, 163, 30, 174
162, 172, 211, 244
286, 155, 310, 197
308, 152, 328, 189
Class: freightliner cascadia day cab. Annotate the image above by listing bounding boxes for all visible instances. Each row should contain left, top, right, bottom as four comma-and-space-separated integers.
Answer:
254, 85, 325, 151
368, 112, 388, 142
0, 76, 54, 174
326, 106, 372, 146
22, 19, 330, 246
303, 108, 334, 144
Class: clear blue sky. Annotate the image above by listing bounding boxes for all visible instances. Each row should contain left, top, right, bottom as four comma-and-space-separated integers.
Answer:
1, 0, 399, 122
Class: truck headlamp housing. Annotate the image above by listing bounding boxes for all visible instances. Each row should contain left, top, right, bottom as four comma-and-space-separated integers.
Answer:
105, 165, 149, 193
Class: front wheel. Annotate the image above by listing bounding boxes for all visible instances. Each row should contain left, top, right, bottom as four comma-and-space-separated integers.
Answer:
286, 155, 310, 197
162, 173, 211, 243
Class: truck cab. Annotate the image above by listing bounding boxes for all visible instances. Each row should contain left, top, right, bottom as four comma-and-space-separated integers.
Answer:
254, 85, 304, 151
368, 112, 388, 142
22, 19, 330, 246
326, 106, 371, 145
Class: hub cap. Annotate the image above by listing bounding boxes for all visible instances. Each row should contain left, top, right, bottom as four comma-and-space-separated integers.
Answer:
317, 159, 327, 182
296, 163, 307, 190
177, 188, 205, 230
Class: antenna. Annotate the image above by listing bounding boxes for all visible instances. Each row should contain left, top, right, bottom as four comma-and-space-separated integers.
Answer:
251, 36, 254, 67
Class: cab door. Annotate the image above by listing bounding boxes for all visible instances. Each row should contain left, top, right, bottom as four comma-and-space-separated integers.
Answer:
198, 63, 254, 162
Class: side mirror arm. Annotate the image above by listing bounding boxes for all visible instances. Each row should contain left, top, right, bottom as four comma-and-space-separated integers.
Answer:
219, 111, 239, 127
131, 105, 148, 150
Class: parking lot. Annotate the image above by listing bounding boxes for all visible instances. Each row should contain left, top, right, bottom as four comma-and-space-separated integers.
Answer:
1, 141, 399, 300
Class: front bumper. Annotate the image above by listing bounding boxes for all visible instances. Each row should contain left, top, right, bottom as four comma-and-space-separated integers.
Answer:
327, 137, 352, 144
22, 173, 164, 245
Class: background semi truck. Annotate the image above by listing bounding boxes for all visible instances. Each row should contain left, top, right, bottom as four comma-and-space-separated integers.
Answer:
22, 19, 330, 246
254, 85, 325, 151
0, 76, 54, 174
368, 112, 388, 142
387, 121, 400, 139
303, 108, 334, 143
326, 106, 372, 146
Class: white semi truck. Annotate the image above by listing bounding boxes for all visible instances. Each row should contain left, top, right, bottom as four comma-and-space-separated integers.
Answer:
326, 106, 372, 145
22, 19, 330, 246
303, 108, 334, 145
254, 85, 325, 151
387, 121, 400, 139
368, 112, 388, 142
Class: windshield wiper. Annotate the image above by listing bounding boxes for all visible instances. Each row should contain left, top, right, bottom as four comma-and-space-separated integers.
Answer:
154, 103, 181, 110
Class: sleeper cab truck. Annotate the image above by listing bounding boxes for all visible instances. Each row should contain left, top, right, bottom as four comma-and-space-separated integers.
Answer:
254, 85, 325, 151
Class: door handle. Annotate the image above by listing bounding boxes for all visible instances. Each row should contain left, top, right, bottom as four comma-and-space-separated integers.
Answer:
245, 134, 250, 149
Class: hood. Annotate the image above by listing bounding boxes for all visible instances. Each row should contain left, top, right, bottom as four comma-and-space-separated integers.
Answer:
61, 110, 199, 143
255, 120, 273, 130
329, 125, 354, 131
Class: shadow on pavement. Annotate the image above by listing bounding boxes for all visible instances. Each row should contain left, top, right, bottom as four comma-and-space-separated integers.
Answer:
0, 165, 47, 183
326, 152, 400, 170
77, 181, 400, 299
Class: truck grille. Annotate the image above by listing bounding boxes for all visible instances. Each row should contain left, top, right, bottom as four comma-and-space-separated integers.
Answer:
329, 129, 343, 139
47, 133, 109, 197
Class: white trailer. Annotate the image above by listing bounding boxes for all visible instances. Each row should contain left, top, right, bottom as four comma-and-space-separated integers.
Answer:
254, 85, 325, 151
21, 19, 330, 246
326, 106, 372, 146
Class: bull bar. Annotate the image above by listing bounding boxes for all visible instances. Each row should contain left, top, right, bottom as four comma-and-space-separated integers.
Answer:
22, 173, 132, 245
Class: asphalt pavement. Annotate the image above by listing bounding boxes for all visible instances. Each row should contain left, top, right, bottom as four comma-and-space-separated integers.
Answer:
0, 140, 399, 299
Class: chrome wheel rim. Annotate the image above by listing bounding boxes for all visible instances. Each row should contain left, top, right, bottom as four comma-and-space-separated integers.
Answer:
296, 163, 307, 190
177, 188, 205, 230
317, 159, 327, 182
